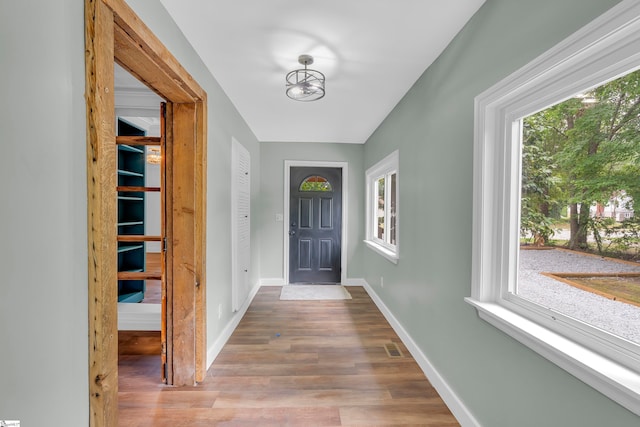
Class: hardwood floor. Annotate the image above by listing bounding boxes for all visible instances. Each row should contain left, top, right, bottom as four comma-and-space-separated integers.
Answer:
118, 286, 459, 426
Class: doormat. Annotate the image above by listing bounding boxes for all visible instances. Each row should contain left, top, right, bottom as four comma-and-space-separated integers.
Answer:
280, 285, 352, 301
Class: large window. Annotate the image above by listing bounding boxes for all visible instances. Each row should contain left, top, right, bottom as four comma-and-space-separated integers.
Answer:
519, 71, 640, 346
365, 150, 399, 263
467, 1, 640, 416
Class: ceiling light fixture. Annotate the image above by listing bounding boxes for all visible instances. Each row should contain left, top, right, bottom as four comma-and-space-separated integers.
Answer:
146, 146, 161, 164
286, 54, 325, 102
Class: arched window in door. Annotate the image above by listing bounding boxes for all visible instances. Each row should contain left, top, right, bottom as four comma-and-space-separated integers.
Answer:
299, 175, 333, 192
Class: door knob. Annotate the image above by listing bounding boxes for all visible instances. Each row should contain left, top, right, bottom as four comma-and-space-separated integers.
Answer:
289, 230, 296, 236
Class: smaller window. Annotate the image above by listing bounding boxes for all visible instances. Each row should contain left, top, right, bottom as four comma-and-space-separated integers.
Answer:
300, 175, 332, 192
365, 150, 399, 263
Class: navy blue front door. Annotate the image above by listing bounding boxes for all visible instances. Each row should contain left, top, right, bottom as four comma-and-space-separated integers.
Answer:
289, 167, 342, 283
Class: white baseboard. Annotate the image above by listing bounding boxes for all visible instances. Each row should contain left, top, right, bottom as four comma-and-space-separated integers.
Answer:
363, 281, 480, 427
261, 278, 366, 286
206, 282, 261, 368
260, 278, 286, 286
117, 303, 161, 331
342, 278, 367, 286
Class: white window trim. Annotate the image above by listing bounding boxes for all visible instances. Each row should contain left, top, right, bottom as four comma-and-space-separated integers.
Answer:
466, 0, 640, 416
365, 150, 399, 264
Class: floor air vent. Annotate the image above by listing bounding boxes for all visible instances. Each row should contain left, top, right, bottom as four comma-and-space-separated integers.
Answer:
384, 342, 404, 358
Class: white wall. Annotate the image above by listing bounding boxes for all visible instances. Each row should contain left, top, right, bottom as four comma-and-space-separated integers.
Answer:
0, 1, 88, 425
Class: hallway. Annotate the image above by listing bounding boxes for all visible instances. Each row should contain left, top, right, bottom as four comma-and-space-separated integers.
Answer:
118, 286, 458, 426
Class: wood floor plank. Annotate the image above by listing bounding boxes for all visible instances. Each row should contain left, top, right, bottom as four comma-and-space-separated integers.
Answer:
118, 390, 219, 408
340, 404, 460, 426
119, 407, 342, 427
118, 286, 459, 426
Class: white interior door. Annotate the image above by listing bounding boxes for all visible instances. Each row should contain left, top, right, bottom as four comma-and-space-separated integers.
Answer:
231, 138, 251, 311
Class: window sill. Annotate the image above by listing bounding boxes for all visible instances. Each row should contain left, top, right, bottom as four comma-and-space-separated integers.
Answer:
364, 240, 398, 264
465, 298, 640, 416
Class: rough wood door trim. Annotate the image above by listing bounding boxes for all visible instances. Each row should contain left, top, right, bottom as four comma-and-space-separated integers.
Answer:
114, 24, 193, 103
85, 1, 118, 426
161, 102, 173, 385
170, 103, 197, 386
86, 0, 208, 424
105, 0, 205, 101
195, 100, 207, 382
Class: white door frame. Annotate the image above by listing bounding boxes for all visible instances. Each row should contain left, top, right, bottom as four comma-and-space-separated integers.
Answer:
284, 160, 348, 285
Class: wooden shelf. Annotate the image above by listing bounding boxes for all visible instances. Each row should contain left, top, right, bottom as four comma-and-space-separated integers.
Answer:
118, 186, 161, 192
117, 235, 162, 242
116, 135, 161, 146
118, 271, 162, 280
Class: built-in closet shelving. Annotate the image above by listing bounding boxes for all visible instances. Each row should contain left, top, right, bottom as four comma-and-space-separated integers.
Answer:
117, 119, 147, 302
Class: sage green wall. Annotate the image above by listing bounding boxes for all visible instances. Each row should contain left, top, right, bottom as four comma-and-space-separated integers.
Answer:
127, 0, 262, 359
0, 1, 88, 425
362, 0, 637, 426
2, 1, 636, 425
259, 142, 364, 282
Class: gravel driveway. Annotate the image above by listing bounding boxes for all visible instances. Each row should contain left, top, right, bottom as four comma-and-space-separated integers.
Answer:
518, 248, 640, 344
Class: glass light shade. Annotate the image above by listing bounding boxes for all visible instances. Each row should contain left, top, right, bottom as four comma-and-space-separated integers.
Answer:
146, 146, 161, 164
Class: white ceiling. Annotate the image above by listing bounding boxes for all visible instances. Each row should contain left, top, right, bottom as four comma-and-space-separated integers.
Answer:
152, 0, 485, 144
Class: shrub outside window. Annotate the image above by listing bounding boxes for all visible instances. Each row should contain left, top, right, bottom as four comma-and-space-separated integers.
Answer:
299, 175, 332, 192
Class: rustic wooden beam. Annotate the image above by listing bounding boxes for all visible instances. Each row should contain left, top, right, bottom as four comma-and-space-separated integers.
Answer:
162, 102, 174, 385
105, 0, 206, 101
195, 99, 207, 382
88, 0, 208, 412
114, 25, 193, 103
170, 102, 198, 386
116, 135, 161, 145
85, 1, 118, 426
